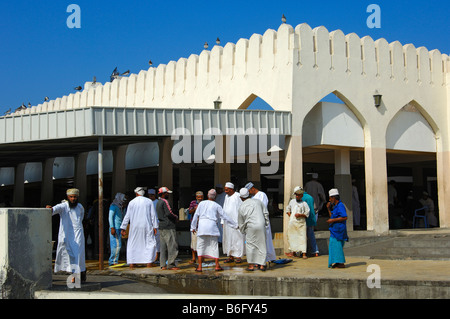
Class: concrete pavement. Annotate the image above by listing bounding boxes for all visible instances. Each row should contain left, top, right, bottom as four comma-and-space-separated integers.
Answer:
34, 228, 450, 299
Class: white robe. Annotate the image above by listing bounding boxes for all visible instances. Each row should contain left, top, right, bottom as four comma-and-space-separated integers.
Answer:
215, 191, 226, 242
286, 199, 310, 253
253, 190, 277, 261
52, 202, 86, 273
238, 198, 269, 265
222, 192, 245, 258
419, 197, 438, 227
120, 195, 159, 264
190, 200, 237, 258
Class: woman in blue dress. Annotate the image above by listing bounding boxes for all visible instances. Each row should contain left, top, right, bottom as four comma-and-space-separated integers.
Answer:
326, 188, 349, 268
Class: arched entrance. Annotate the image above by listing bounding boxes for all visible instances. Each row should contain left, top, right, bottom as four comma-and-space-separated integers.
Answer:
386, 102, 439, 229
302, 93, 365, 231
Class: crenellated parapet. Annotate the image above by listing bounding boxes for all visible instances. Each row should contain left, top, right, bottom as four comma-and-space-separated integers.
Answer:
7, 22, 449, 116
295, 23, 448, 85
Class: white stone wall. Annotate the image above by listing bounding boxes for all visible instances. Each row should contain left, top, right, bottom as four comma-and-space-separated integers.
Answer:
0, 208, 52, 298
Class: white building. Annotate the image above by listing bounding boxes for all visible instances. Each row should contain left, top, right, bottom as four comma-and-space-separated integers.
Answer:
1, 23, 449, 252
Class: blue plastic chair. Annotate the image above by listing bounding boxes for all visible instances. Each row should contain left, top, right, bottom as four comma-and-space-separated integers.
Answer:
413, 206, 428, 228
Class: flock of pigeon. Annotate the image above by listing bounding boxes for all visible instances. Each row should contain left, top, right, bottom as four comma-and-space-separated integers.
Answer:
2, 66, 133, 117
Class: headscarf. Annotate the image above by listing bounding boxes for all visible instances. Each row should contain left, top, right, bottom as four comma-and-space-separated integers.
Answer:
112, 192, 126, 209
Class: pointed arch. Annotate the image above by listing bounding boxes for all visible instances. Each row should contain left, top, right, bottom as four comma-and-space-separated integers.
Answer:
386, 100, 438, 153
303, 90, 365, 148
237, 93, 275, 110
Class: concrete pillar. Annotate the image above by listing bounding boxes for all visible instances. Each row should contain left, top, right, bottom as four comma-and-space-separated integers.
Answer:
111, 145, 128, 198
364, 146, 389, 234
74, 152, 89, 207
41, 158, 55, 207
436, 148, 450, 228
0, 208, 52, 298
214, 135, 231, 187
436, 72, 450, 228
13, 163, 26, 207
283, 135, 303, 252
334, 149, 353, 231
158, 137, 174, 194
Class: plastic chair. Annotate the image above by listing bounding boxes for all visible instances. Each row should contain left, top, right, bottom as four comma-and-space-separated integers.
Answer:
413, 206, 428, 228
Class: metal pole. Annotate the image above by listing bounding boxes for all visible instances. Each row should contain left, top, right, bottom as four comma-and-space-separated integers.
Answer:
98, 136, 104, 270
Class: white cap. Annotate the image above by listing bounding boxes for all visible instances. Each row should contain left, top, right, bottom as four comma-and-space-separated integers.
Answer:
158, 187, 173, 194
292, 186, 304, 195
239, 188, 249, 198
225, 182, 234, 189
66, 188, 80, 196
244, 182, 254, 190
134, 187, 145, 196
208, 189, 217, 199
329, 188, 339, 197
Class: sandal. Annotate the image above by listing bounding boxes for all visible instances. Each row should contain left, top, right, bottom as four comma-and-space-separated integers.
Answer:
245, 267, 255, 271
235, 258, 242, 263
215, 267, 224, 272
195, 268, 202, 272
224, 258, 234, 263
259, 265, 266, 271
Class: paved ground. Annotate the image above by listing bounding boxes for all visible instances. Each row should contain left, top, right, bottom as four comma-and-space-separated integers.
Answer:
35, 228, 450, 299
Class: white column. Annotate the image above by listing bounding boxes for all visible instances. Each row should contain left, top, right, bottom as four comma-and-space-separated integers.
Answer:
364, 146, 389, 234
283, 135, 303, 252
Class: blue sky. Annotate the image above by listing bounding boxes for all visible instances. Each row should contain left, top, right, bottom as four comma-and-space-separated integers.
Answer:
0, 0, 448, 115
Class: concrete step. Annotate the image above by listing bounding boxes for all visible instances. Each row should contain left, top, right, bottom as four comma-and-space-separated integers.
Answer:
392, 237, 450, 248
384, 247, 450, 257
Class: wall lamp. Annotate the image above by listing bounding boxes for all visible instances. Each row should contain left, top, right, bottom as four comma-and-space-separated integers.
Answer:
214, 96, 222, 109
373, 92, 382, 107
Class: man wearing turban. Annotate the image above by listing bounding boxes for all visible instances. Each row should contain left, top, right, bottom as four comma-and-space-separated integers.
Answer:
46, 188, 86, 283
